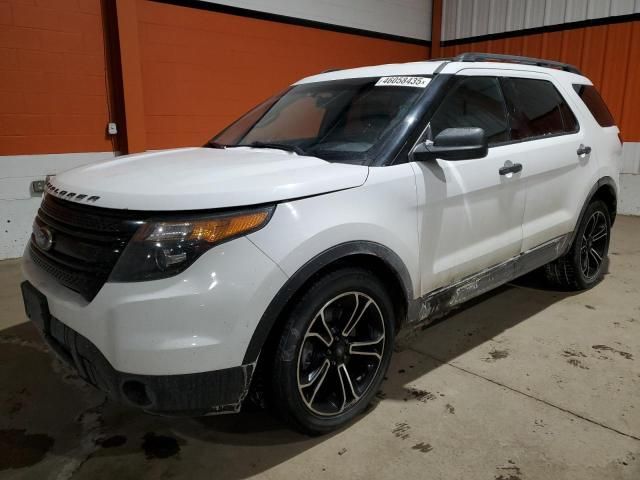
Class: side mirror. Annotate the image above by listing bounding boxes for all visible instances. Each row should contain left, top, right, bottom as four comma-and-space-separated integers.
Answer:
412, 127, 488, 161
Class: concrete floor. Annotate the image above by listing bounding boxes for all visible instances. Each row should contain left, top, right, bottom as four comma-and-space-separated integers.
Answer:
1, 217, 639, 480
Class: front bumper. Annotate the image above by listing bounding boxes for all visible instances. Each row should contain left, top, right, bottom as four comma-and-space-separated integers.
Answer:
37, 308, 252, 415
22, 236, 288, 376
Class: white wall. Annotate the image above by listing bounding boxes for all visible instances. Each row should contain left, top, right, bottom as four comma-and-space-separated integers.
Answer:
200, 0, 432, 41
442, 0, 640, 40
0, 153, 116, 259
1, 144, 637, 260
621, 142, 640, 175
620, 142, 640, 215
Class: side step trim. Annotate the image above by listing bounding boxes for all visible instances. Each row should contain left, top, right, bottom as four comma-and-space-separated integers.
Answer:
409, 233, 572, 326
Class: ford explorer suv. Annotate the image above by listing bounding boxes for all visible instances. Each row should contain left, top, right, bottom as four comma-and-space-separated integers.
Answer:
22, 53, 621, 434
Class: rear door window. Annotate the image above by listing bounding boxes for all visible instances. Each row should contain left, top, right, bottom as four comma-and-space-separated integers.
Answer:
502, 78, 579, 140
429, 76, 509, 146
573, 84, 616, 127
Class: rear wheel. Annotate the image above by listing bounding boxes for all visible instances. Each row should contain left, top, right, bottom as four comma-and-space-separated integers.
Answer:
270, 267, 395, 435
544, 200, 611, 290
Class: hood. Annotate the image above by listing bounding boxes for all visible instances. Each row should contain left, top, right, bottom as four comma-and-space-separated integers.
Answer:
46, 147, 369, 211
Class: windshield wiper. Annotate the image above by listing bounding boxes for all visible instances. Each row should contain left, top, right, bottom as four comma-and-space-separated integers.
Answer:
247, 141, 307, 156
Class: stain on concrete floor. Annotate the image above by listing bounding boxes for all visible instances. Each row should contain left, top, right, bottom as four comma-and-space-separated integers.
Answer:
485, 348, 510, 362
0, 429, 54, 471
95, 435, 127, 449
141, 432, 182, 459
411, 442, 433, 453
592, 344, 634, 360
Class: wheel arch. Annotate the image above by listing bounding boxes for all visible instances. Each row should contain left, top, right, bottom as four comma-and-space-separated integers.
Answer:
591, 177, 617, 225
242, 241, 414, 366
568, 176, 617, 250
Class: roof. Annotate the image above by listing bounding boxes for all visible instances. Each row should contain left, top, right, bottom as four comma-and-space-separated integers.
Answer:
295, 53, 590, 86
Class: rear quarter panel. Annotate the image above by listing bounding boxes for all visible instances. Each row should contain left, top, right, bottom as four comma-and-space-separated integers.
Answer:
561, 77, 622, 221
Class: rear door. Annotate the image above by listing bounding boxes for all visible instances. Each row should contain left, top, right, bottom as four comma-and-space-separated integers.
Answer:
411, 73, 526, 294
500, 74, 590, 251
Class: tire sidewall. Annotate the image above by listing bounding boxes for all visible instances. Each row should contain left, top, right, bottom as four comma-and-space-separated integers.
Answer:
571, 200, 611, 289
273, 268, 396, 434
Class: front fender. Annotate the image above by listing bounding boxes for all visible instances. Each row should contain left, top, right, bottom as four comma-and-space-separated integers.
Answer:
244, 164, 420, 363
241, 240, 414, 364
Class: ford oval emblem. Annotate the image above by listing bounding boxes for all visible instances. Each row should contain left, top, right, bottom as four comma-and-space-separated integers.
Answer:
33, 224, 54, 251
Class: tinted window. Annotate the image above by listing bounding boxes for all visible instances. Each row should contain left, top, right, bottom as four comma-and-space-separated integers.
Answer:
573, 84, 616, 127
213, 95, 280, 145
429, 76, 509, 146
503, 78, 578, 140
212, 77, 428, 164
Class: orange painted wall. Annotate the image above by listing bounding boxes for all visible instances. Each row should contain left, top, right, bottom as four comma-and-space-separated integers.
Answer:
440, 20, 640, 142
0, 0, 112, 155
136, 0, 430, 150
2, 0, 637, 155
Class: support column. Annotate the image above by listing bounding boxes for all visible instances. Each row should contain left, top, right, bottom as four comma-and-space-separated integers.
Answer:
113, 0, 146, 154
431, 0, 443, 59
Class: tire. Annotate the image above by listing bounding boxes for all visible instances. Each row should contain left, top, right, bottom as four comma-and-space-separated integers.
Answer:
270, 267, 395, 435
544, 200, 611, 290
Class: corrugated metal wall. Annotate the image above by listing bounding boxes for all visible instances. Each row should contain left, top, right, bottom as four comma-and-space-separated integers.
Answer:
442, 0, 640, 40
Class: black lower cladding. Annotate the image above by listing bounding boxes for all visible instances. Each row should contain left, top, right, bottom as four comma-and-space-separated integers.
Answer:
23, 282, 250, 415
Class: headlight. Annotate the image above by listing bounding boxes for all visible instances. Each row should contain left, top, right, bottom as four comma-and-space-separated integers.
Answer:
109, 207, 274, 282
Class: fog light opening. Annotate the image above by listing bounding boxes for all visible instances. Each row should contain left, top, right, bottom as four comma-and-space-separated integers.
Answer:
122, 380, 152, 407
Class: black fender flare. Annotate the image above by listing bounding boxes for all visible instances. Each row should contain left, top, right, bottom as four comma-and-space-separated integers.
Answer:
567, 176, 617, 250
242, 241, 414, 364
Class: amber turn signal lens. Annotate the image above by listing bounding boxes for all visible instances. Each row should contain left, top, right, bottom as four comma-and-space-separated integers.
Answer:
187, 211, 270, 243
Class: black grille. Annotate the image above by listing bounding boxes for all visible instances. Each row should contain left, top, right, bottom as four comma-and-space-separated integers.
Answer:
29, 195, 144, 301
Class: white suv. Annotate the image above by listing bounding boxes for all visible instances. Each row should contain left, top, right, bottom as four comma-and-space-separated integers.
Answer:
22, 53, 621, 434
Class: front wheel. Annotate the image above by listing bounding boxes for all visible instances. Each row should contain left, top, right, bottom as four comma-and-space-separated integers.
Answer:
544, 200, 611, 290
270, 267, 395, 435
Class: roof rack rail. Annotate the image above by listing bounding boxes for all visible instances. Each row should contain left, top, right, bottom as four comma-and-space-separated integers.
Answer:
430, 57, 453, 75
453, 52, 582, 75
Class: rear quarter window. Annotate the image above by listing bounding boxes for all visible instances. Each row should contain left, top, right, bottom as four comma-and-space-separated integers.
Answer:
573, 84, 616, 127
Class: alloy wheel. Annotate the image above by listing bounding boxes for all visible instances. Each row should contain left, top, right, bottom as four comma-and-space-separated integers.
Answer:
579, 210, 608, 280
296, 291, 386, 417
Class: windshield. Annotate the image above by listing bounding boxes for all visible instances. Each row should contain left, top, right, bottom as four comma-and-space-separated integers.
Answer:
210, 76, 430, 164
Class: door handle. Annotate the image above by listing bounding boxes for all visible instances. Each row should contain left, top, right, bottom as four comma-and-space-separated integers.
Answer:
577, 144, 592, 156
499, 162, 523, 175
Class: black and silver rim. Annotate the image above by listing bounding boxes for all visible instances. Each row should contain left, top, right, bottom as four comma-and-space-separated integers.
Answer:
580, 210, 608, 280
296, 292, 386, 417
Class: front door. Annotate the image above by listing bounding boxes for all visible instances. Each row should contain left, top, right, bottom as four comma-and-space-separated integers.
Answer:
411, 74, 526, 295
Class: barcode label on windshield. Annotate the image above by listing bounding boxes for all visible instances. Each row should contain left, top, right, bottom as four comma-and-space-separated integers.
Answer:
375, 76, 429, 88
